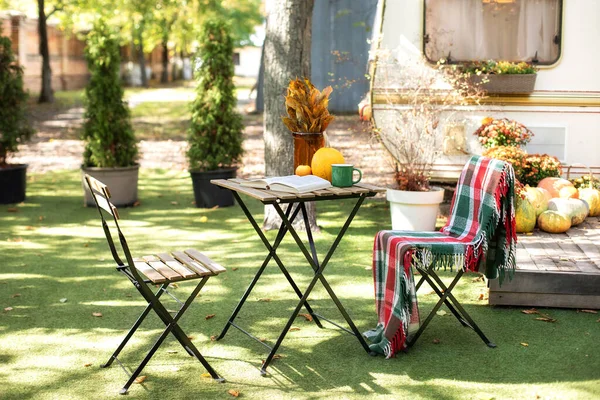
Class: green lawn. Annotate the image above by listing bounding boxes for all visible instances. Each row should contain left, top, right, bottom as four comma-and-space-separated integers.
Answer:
1, 170, 598, 399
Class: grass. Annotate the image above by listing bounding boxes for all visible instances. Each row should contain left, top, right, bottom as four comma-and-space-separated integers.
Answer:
1, 170, 599, 399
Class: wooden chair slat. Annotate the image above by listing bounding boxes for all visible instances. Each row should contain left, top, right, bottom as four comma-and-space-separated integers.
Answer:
184, 249, 227, 275
354, 182, 387, 193
85, 174, 112, 198
142, 255, 184, 281
210, 179, 278, 201
171, 251, 213, 276
133, 259, 168, 283
155, 253, 198, 278
94, 194, 120, 219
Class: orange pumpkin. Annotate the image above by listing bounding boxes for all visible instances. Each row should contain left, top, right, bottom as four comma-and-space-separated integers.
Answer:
311, 147, 345, 182
537, 177, 576, 198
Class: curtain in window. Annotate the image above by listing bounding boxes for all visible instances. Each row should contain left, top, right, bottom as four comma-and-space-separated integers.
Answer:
425, 0, 560, 63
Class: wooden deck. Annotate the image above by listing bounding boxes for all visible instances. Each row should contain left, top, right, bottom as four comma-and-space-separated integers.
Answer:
489, 215, 600, 309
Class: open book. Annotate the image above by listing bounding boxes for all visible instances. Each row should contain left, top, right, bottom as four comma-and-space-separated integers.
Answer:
240, 175, 332, 193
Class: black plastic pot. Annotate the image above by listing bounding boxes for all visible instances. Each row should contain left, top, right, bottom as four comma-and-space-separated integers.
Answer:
0, 164, 27, 204
190, 168, 237, 208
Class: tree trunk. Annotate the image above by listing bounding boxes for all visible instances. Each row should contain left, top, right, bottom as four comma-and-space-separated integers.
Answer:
160, 34, 169, 84
137, 29, 148, 88
37, 0, 54, 103
263, 0, 316, 232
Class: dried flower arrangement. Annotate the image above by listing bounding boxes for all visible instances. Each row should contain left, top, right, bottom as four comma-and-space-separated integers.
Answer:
282, 78, 335, 133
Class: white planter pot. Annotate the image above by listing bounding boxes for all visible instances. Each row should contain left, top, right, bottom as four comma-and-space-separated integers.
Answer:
387, 187, 445, 231
82, 165, 139, 207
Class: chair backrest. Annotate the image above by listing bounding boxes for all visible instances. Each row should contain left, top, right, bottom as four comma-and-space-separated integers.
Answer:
84, 174, 139, 279
441, 155, 513, 242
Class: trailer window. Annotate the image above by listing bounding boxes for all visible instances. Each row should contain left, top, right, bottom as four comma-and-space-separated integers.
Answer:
424, 0, 562, 65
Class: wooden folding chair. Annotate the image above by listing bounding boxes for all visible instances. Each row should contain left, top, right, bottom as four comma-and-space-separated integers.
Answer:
84, 174, 225, 394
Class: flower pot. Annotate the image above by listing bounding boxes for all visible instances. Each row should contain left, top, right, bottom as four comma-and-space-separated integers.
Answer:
387, 187, 445, 231
293, 132, 325, 170
468, 74, 537, 94
191, 167, 237, 208
81, 165, 139, 207
0, 164, 27, 204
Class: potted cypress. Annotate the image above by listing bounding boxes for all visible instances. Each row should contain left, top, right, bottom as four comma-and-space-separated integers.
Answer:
0, 31, 35, 204
81, 19, 139, 207
188, 18, 243, 208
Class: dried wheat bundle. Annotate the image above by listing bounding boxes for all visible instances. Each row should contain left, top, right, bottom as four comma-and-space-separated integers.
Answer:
282, 78, 335, 133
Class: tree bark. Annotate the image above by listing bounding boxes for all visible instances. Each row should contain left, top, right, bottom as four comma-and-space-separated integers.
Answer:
37, 0, 54, 103
160, 34, 169, 84
137, 28, 148, 88
263, 0, 317, 232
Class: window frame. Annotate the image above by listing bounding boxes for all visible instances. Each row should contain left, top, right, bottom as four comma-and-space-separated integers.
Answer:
422, 0, 564, 66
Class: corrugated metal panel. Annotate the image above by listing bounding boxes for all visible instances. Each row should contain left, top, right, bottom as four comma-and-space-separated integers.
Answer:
311, 0, 378, 113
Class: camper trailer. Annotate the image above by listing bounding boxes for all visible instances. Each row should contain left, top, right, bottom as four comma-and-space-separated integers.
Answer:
369, 0, 600, 180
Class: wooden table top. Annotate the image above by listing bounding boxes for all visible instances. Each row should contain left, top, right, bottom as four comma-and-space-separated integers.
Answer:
211, 178, 387, 203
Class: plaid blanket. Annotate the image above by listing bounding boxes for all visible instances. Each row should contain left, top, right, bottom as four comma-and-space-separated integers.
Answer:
364, 156, 517, 358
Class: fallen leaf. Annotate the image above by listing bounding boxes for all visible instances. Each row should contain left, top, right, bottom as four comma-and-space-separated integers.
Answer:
298, 313, 313, 322
210, 335, 217, 341
84, 363, 92, 367
596, 318, 600, 323
259, 338, 266, 342
11, 293, 21, 298
59, 298, 67, 303
171, 201, 179, 205
170, 283, 179, 289
289, 327, 301, 332
520, 342, 529, 347
205, 314, 216, 320
7, 207, 18, 213
92, 312, 103, 317
200, 216, 208, 223
25, 226, 34, 230
258, 298, 271, 302
188, 336, 194, 340
134, 376, 147, 384
228, 389, 240, 397
521, 308, 539, 315
478, 293, 484, 301
436, 310, 447, 316
535, 317, 557, 323
4, 307, 13, 312
83, 243, 89, 247
579, 309, 598, 314
166, 350, 178, 354
211, 205, 219, 210
432, 338, 441, 344
272, 354, 283, 360
201, 372, 212, 378
38, 216, 44, 221
525, 232, 533, 236
232, 267, 238, 271
133, 201, 141, 207
559, 257, 570, 261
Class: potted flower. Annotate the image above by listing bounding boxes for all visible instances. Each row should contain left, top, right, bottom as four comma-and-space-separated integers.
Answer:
188, 18, 243, 208
0, 31, 35, 204
81, 20, 139, 207
281, 77, 335, 170
372, 55, 484, 231
465, 60, 538, 94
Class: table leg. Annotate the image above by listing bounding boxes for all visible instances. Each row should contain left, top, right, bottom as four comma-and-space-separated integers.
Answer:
261, 197, 372, 374
217, 195, 323, 342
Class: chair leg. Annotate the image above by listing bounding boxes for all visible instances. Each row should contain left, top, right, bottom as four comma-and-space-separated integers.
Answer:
102, 283, 169, 368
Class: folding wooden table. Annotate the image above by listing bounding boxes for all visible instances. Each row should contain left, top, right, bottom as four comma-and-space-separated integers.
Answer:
211, 178, 386, 374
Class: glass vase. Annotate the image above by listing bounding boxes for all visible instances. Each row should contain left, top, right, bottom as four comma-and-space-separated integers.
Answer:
293, 132, 325, 170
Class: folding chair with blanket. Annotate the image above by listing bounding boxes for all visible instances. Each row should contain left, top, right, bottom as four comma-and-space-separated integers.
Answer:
365, 155, 517, 358
84, 174, 226, 394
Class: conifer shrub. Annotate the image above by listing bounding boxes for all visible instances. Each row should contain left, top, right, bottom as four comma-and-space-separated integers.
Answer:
82, 20, 137, 168
187, 18, 243, 171
0, 31, 34, 167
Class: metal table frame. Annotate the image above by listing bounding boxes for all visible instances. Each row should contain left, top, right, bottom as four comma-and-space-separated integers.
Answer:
212, 180, 383, 374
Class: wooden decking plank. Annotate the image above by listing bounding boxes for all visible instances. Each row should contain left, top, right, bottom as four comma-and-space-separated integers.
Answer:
142, 255, 184, 281
155, 253, 198, 278
520, 234, 559, 271
210, 179, 277, 202
171, 251, 213, 276
184, 249, 227, 274
535, 231, 579, 271
515, 246, 538, 270
564, 226, 600, 268
132, 258, 168, 283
